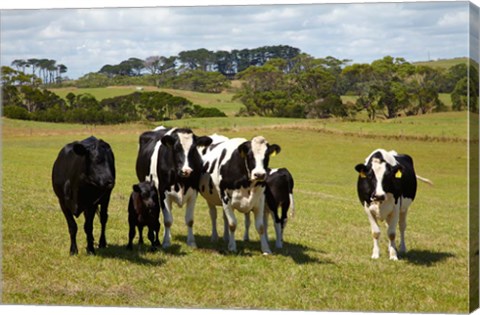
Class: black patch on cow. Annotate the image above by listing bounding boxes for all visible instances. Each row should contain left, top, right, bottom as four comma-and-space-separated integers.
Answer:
218, 148, 227, 167
208, 177, 214, 195
209, 158, 217, 174
265, 168, 294, 227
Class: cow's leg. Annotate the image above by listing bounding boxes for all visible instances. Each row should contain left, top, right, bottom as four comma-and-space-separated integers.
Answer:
147, 226, 157, 251
223, 212, 229, 242
399, 208, 408, 254
127, 217, 136, 250
153, 220, 161, 247
60, 203, 78, 255
138, 225, 144, 245
386, 207, 400, 261
222, 203, 237, 252
184, 192, 197, 248
254, 196, 271, 255
162, 197, 173, 249
83, 208, 96, 255
279, 201, 290, 246
364, 203, 381, 259
272, 208, 283, 249
243, 212, 251, 241
208, 203, 219, 242
98, 194, 110, 249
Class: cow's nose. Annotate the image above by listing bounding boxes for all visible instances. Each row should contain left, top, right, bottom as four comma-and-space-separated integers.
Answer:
105, 179, 115, 189
254, 172, 266, 181
371, 194, 386, 202
181, 168, 192, 177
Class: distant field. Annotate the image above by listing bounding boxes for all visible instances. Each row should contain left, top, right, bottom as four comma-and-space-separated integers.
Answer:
49, 86, 244, 116
413, 57, 468, 69
2, 111, 473, 313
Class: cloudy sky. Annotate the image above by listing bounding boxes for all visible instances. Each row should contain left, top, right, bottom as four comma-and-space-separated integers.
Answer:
0, 0, 477, 79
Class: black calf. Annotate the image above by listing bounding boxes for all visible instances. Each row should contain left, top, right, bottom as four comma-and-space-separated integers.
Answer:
127, 180, 161, 251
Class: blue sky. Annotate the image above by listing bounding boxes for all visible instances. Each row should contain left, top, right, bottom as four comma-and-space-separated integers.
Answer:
0, 0, 477, 79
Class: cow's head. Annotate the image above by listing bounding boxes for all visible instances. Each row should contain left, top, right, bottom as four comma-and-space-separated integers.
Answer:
132, 179, 159, 220
161, 129, 212, 178
73, 138, 115, 190
355, 150, 403, 206
239, 136, 281, 182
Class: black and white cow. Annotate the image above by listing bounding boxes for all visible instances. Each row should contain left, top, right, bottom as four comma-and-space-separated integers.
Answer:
355, 149, 432, 260
136, 126, 212, 248
52, 136, 115, 255
127, 178, 161, 251
245, 167, 295, 249
199, 136, 281, 254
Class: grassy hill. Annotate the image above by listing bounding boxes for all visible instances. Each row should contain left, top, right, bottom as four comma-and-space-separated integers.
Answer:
49, 86, 244, 116
413, 57, 468, 69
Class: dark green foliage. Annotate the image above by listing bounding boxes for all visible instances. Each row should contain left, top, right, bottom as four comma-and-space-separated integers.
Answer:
162, 70, 231, 93
187, 105, 227, 118
3, 105, 31, 120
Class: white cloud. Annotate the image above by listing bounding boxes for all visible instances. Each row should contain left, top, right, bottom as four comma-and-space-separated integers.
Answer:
0, 2, 472, 79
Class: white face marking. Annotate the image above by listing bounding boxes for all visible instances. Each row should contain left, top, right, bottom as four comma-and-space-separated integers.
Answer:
371, 158, 387, 197
178, 132, 193, 173
250, 136, 268, 180
365, 149, 398, 166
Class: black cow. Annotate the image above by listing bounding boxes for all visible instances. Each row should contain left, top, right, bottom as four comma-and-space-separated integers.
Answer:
52, 136, 115, 255
127, 178, 161, 251
136, 126, 212, 249
199, 136, 281, 254
354, 149, 432, 260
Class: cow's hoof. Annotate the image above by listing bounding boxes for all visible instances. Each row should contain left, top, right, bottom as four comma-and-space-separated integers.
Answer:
162, 242, 171, 249
371, 253, 380, 259
275, 242, 283, 249
86, 249, 96, 255
99, 239, 107, 248
262, 250, 272, 256
187, 242, 197, 248
126, 244, 133, 251
389, 255, 399, 261
149, 246, 157, 252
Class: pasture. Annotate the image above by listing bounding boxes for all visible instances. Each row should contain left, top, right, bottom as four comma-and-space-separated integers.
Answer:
1, 113, 472, 313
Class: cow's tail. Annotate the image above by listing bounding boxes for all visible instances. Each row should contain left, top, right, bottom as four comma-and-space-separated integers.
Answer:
416, 175, 433, 186
289, 193, 296, 218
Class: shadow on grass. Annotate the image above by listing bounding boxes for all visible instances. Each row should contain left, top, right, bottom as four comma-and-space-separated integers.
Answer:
96, 244, 166, 266
402, 249, 455, 266
176, 234, 333, 265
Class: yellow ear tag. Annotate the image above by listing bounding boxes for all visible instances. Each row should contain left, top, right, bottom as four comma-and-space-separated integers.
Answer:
270, 150, 277, 157
359, 171, 367, 178
395, 170, 402, 178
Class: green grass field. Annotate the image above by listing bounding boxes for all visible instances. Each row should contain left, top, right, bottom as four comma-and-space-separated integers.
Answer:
1, 111, 473, 313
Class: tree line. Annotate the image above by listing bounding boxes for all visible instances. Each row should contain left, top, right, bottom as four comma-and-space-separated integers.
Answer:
234, 55, 478, 119
1, 66, 226, 124
11, 58, 68, 85
4, 44, 478, 122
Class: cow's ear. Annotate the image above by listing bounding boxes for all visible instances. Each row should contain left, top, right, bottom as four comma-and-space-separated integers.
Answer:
268, 144, 281, 157
133, 184, 141, 193
161, 135, 175, 148
73, 143, 87, 156
197, 136, 213, 147
238, 142, 250, 159
355, 164, 368, 178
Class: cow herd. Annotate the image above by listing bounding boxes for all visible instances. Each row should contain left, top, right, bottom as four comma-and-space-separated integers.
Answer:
52, 126, 431, 260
